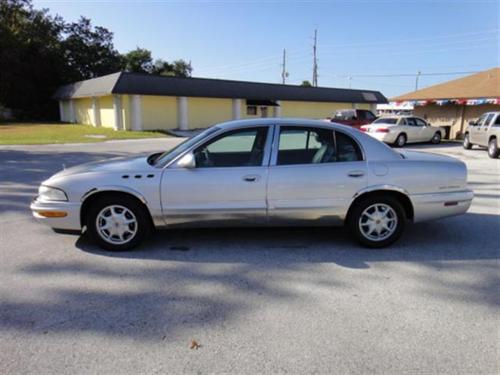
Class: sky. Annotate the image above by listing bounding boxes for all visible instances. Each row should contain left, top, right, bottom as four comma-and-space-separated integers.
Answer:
34, 0, 499, 98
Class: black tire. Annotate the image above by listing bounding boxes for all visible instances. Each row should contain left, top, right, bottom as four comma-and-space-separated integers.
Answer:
85, 195, 151, 251
394, 133, 406, 148
431, 132, 441, 144
463, 133, 472, 150
347, 195, 406, 248
488, 138, 499, 159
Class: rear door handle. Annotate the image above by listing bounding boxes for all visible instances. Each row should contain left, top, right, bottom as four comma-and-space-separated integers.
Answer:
348, 170, 365, 178
243, 174, 260, 182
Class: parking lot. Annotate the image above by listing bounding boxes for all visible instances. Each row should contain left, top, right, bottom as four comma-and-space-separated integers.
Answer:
0, 139, 498, 374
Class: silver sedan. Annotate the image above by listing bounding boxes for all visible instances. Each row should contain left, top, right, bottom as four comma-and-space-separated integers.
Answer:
31, 118, 473, 251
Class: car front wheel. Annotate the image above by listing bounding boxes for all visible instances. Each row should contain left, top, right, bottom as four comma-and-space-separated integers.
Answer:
488, 138, 499, 159
463, 133, 472, 149
85, 195, 151, 251
348, 196, 406, 248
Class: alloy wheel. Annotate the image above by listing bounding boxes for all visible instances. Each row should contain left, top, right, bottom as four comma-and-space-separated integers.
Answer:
96, 205, 138, 245
358, 203, 398, 242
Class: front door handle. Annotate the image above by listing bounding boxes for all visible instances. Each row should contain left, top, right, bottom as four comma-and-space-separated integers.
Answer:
243, 174, 260, 182
348, 170, 365, 178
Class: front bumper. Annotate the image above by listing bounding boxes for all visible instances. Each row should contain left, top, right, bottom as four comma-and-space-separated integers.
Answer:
410, 189, 474, 223
30, 197, 82, 231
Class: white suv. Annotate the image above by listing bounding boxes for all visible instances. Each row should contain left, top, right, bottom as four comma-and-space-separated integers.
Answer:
463, 112, 500, 158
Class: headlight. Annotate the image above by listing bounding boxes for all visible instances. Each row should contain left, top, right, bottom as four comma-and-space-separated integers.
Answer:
39, 185, 68, 201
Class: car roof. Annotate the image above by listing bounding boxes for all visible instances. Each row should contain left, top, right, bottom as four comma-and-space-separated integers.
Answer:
215, 117, 360, 134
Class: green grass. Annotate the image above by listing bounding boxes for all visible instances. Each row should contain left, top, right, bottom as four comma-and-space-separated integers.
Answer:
0, 123, 168, 145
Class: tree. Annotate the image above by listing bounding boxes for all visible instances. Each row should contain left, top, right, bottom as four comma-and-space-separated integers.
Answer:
152, 59, 192, 77
0, 0, 67, 118
121, 48, 153, 73
300, 80, 312, 87
62, 17, 122, 81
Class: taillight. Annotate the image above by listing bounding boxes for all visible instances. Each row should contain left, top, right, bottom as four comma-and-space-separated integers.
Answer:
360, 126, 368, 132
375, 128, 390, 133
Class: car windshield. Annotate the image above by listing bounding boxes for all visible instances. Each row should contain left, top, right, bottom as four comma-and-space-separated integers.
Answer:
152, 126, 220, 166
373, 118, 398, 125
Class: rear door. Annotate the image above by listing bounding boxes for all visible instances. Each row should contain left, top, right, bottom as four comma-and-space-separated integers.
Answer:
405, 117, 420, 142
267, 125, 367, 225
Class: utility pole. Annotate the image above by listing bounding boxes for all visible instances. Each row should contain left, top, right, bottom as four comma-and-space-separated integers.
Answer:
415, 70, 421, 91
312, 29, 318, 87
348, 75, 352, 89
281, 49, 288, 84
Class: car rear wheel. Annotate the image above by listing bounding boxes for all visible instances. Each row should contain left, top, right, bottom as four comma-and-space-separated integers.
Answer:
488, 138, 499, 159
348, 196, 406, 248
431, 132, 441, 144
394, 133, 407, 148
463, 133, 472, 149
85, 195, 151, 251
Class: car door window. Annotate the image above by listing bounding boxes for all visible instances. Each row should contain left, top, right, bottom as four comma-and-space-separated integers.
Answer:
359, 110, 376, 122
483, 114, 494, 128
335, 131, 363, 162
194, 127, 268, 168
414, 118, 427, 127
399, 118, 407, 126
407, 118, 417, 126
277, 126, 362, 165
494, 115, 500, 127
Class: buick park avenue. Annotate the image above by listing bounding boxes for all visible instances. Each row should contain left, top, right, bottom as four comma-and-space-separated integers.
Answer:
31, 119, 473, 251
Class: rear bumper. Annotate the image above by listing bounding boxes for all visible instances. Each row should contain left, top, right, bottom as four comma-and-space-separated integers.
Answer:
30, 197, 82, 231
410, 190, 473, 222
366, 132, 398, 144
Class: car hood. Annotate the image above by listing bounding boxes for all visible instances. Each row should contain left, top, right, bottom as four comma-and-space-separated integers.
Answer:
51, 155, 156, 178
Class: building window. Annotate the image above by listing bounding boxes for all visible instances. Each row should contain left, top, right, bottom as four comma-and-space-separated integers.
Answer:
247, 106, 257, 116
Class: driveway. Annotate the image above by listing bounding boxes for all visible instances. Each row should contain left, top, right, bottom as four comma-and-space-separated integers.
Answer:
0, 139, 498, 374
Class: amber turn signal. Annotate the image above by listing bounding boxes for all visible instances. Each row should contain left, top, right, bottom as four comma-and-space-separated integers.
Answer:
37, 211, 68, 218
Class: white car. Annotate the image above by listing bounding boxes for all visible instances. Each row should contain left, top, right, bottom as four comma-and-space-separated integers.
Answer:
360, 116, 446, 147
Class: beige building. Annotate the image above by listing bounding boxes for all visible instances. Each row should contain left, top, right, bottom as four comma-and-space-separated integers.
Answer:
392, 68, 500, 139
54, 72, 387, 131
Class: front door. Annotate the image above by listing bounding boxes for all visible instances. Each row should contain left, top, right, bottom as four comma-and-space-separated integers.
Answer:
470, 114, 487, 144
267, 125, 367, 225
477, 113, 494, 146
160, 126, 271, 227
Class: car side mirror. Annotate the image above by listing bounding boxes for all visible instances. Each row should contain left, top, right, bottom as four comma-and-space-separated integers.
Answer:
176, 152, 196, 169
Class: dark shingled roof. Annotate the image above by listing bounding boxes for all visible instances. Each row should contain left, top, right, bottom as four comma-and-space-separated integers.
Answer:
54, 72, 388, 104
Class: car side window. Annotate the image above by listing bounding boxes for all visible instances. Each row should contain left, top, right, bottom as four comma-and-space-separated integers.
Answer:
194, 127, 268, 168
494, 115, 500, 126
277, 127, 335, 165
277, 127, 362, 165
361, 110, 376, 122
483, 114, 494, 128
335, 131, 363, 162
399, 118, 407, 126
407, 118, 417, 126
476, 115, 487, 127
414, 118, 427, 127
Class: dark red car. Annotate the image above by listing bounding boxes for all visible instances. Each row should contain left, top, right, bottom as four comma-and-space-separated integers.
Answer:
329, 109, 377, 129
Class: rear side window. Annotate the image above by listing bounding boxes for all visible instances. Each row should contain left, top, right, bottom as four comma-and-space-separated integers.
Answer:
276, 126, 362, 165
335, 131, 363, 162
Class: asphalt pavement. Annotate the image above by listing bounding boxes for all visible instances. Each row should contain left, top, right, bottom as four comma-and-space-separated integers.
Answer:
0, 138, 498, 374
